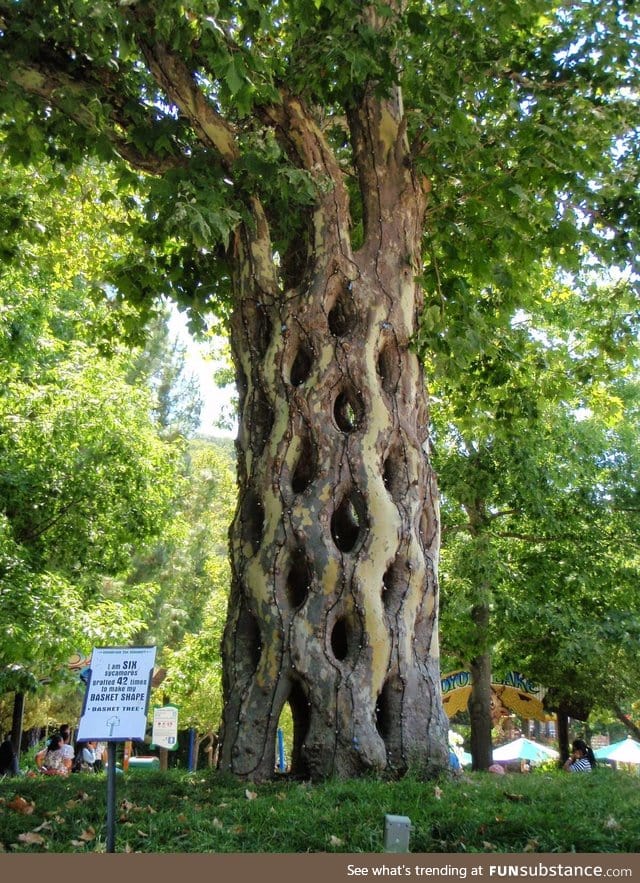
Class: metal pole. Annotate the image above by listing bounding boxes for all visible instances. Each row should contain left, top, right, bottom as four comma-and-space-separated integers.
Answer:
106, 741, 117, 853
277, 728, 285, 772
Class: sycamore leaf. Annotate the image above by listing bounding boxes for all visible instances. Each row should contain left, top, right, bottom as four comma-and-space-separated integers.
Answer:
78, 827, 96, 842
18, 831, 46, 845
329, 835, 344, 847
245, 789, 257, 800
8, 796, 35, 815
434, 785, 443, 800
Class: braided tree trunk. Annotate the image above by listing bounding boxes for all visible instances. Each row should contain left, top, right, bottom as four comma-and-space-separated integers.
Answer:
217, 89, 449, 780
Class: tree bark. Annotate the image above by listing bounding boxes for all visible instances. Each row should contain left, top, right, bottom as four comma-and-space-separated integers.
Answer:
469, 605, 493, 771
217, 90, 449, 780
557, 704, 570, 763
11, 691, 25, 767
614, 705, 640, 741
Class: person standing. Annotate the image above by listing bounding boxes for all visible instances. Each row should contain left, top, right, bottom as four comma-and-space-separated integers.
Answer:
563, 738, 596, 772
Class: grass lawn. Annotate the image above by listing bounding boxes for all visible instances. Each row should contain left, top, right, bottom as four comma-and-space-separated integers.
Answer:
1, 767, 638, 853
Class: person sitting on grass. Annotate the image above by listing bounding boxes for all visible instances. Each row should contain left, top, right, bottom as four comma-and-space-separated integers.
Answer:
35, 734, 71, 777
563, 738, 596, 773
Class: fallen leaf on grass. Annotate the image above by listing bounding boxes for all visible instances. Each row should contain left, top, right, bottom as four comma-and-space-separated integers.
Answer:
604, 816, 621, 830
18, 832, 46, 845
245, 789, 257, 800
8, 796, 35, 815
434, 786, 443, 800
523, 839, 540, 853
137, 829, 149, 838
31, 821, 52, 833
212, 817, 224, 830
482, 841, 498, 852
504, 792, 525, 802
329, 835, 344, 847
77, 827, 96, 842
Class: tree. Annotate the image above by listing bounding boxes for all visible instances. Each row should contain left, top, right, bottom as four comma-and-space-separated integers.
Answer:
1, 0, 638, 780
136, 438, 237, 749
127, 306, 204, 440
434, 271, 640, 767
0, 159, 182, 741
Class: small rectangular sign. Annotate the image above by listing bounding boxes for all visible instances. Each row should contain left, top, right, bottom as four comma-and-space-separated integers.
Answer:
152, 705, 179, 751
77, 646, 157, 742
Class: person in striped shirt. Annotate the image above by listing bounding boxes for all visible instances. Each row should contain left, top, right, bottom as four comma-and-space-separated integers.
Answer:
563, 738, 596, 772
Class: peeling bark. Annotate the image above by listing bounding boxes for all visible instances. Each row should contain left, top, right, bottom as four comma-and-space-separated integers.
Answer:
217, 91, 449, 780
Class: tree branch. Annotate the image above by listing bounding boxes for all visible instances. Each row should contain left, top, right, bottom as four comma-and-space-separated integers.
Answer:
492, 531, 573, 543
613, 705, 640, 741
134, 35, 240, 168
6, 61, 187, 175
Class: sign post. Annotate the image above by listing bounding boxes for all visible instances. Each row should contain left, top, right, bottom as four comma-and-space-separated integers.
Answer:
77, 646, 156, 853
151, 705, 179, 752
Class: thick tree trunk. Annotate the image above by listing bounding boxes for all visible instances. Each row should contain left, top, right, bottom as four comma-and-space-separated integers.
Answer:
217, 91, 449, 781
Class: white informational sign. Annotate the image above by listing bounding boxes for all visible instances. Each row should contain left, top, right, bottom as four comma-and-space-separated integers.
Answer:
77, 646, 157, 742
152, 705, 179, 751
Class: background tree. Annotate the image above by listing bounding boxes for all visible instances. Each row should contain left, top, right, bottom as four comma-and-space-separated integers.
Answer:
135, 438, 237, 755
0, 158, 182, 752
1, 0, 638, 779
435, 269, 640, 767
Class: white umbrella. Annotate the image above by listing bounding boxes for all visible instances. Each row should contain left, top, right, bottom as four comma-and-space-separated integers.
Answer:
594, 737, 640, 764
492, 737, 559, 764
